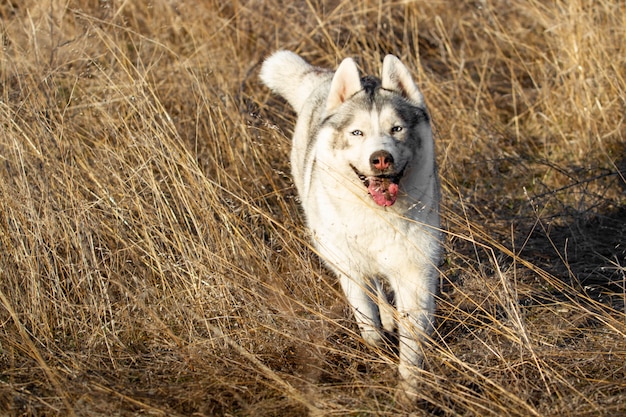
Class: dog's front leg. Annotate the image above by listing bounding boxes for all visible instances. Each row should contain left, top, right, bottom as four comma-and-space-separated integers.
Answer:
393, 272, 436, 390
339, 274, 384, 347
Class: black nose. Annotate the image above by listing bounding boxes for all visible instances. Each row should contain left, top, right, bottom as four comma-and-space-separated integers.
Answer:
370, 150, 394, 171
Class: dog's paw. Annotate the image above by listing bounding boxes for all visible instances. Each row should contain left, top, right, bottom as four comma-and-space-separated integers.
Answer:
360, 328, 385, 347
395, 376, 423, 410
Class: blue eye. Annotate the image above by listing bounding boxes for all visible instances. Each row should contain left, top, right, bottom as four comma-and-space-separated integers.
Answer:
391, 126, 403, 134
350, 130, 364, 136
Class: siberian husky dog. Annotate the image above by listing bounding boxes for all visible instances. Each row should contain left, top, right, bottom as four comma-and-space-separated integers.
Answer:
260, 51, 442, 390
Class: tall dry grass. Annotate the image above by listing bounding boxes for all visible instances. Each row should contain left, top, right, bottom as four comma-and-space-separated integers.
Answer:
0, 0, 624, 415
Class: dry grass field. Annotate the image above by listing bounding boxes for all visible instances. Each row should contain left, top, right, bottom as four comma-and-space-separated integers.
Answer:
1, 0, 625, 415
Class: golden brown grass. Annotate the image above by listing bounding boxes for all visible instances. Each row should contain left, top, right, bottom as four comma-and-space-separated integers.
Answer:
0, 0, 624, 415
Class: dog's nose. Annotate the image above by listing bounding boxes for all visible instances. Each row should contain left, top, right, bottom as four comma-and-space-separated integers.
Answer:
370, 150, 394, 171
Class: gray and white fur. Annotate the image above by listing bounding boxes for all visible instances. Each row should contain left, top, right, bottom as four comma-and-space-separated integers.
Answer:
260, 51, 442, 393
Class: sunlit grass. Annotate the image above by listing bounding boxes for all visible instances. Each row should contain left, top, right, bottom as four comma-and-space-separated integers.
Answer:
0, 0, 624, 415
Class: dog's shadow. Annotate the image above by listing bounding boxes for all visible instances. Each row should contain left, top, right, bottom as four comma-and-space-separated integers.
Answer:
441, 151, 625, 313
521, 205, 625, 309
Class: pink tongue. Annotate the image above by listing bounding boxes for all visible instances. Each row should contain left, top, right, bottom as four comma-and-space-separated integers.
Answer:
367, 178, 399, 207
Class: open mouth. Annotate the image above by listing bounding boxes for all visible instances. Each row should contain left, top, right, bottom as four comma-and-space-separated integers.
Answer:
351, 164, 406, 207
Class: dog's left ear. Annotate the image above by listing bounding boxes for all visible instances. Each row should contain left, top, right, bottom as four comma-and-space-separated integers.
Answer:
382, 55, 424, 106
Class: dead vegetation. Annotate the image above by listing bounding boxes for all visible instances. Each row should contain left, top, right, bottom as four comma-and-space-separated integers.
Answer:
0, 0, 624, 415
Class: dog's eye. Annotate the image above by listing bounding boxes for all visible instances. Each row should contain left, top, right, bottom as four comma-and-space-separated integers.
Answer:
391, 126, 403, 134
350, 130, 364, 137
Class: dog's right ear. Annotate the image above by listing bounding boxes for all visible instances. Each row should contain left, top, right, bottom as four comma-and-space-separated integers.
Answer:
326, 58, 361, 113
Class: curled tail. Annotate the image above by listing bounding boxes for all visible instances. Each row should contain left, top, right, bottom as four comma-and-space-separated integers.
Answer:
260, 50, 330, 114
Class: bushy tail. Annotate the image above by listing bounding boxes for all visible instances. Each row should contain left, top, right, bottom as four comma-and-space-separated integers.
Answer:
260, 50, 330, 114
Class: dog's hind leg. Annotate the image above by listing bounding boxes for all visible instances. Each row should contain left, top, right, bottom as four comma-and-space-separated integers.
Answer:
375, 278, 396, 334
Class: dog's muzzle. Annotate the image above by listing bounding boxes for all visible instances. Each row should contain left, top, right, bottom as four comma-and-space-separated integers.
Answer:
350, 163, 406, 207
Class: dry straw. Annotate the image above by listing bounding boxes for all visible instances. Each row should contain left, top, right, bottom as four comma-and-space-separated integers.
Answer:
0, 0, 624, 415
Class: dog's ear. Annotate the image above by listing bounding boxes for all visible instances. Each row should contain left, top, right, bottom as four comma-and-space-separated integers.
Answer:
382, 55, 424, 106
326, 58, 361, 113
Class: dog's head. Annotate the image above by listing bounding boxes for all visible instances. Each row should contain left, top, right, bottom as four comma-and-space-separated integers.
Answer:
317, 55, 431, 207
